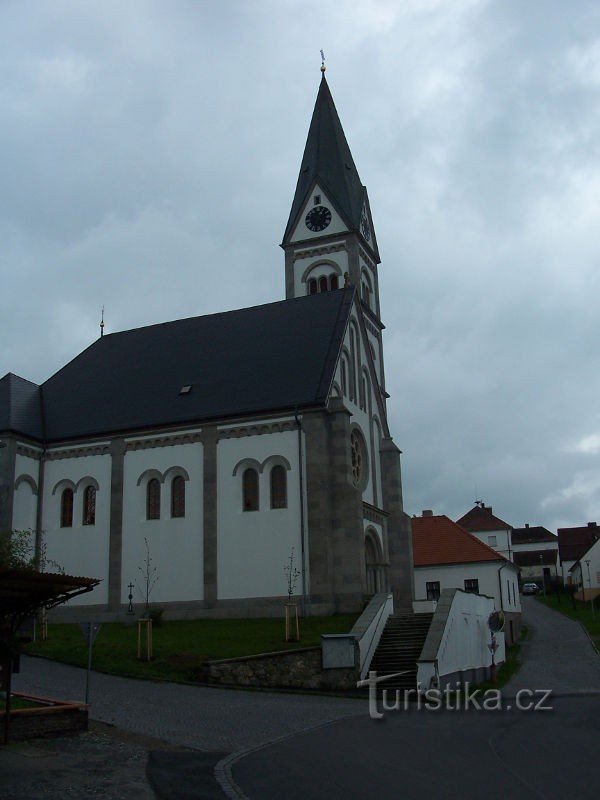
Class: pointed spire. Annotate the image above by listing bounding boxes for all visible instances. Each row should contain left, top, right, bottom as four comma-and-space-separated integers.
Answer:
100, 306, 105, 338
282, 74, 366, 244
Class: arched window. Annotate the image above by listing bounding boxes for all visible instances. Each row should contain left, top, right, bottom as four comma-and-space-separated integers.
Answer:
61, 488, 73, 528
308, 278, 317, 295
171, 475, 185, 518
270, 465, 287, 509
319, 276, 328, 293
341, 358, 348, 396
82, 486, 96, 526
243, 468, 259, 511
330, 274, 339, 290
147, 478, 161, 520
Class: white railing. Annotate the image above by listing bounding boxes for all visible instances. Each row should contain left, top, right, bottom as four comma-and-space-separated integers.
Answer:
321, 592, 394, 678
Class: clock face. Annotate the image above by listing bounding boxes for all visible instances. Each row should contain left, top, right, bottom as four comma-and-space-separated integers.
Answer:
305, 205, 332, 232
360, 213, 371, 242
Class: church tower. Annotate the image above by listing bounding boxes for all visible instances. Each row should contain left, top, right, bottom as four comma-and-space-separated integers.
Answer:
282, 70, 414, 612
282, 71, 387, 396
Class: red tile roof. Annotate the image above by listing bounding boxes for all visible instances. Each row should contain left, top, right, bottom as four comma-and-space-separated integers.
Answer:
456, 505, 512, 532
412, 515, 505, 567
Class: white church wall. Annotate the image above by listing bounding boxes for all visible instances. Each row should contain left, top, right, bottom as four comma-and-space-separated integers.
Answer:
43, 452, 112, 605
217, 429, 303, 600
121, 441, 203, 605
13, 451, 41, 532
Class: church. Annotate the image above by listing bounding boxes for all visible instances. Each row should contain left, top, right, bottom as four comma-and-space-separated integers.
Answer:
0, 71, 414, 619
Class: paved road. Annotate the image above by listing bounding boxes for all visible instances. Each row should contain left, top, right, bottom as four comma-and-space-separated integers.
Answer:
6, 597, 600, 799
505, 596, 600, 695
231, 598, 600, 799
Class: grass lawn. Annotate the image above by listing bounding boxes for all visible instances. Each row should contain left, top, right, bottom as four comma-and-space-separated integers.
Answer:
25, 614, 358, 683
536, 593, 600, 649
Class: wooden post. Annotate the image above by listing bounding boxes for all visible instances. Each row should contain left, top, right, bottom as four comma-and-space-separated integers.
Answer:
285, 603, 300, 642
137, 619, 153, 661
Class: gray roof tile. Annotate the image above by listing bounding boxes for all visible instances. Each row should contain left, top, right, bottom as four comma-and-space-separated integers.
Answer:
37, 289, 353, 442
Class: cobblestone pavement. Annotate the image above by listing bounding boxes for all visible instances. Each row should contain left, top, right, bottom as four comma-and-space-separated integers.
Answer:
505, 596, 600, 696
13, 656, 362, 752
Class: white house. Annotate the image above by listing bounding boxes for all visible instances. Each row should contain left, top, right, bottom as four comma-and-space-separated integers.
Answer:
558, 522, 600, 585
456, 503, 513, 561
511, 524, 559, 587
569, 537, 600, 601
412, 512, 521, 644
0, 72, 414, 620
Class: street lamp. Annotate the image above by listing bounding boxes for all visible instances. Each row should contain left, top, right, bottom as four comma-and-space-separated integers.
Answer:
585, 560, 596, 621
540, 553, 546, 597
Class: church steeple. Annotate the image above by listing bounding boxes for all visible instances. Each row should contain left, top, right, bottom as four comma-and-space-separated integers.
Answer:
282, 75, 376, 254
282, 74, 382, 328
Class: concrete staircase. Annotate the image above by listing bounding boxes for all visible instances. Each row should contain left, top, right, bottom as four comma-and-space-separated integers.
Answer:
367, 613, 434, 692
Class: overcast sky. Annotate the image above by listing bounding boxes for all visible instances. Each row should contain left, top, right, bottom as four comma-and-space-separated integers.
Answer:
1, 0, 598, 533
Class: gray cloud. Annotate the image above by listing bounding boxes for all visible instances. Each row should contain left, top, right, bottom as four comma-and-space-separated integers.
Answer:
1, 0, 599, 533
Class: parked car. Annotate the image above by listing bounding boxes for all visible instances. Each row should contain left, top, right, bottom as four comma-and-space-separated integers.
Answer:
522, 582, 539, 595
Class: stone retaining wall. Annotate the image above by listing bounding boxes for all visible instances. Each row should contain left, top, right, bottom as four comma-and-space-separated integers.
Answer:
200, 646, 359, 691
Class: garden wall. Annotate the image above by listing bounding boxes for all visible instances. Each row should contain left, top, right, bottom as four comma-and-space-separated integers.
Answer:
200, 646, 359, 691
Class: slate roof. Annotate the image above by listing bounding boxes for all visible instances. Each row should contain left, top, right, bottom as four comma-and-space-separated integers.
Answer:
0, 373, 43, 440
283, 75, 368, 246
512, 525, 557, 545
457, 505, 512, 533
412, 514, 506, 567
557, 524, 600, 564
1, 289, 354, 443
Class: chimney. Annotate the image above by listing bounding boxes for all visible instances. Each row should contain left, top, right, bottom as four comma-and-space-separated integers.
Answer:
422, 510, 433, 517
525, 523, 529, 528
485, 506, 492, 513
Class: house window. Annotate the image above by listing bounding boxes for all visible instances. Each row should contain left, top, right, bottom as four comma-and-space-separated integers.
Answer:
426, 581, 440, 600
319, 276, 328, 293
243, 468, 259, 511
270, 465, 287, 509
146, 478, 161, 520
61, 488, 73, 528
82, 486, 96, 526
488, 535, 497, 547
308, 278, 317, 295
464, 579, 479, 594
330, 274, 339, 290
171, 475, 185, 518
